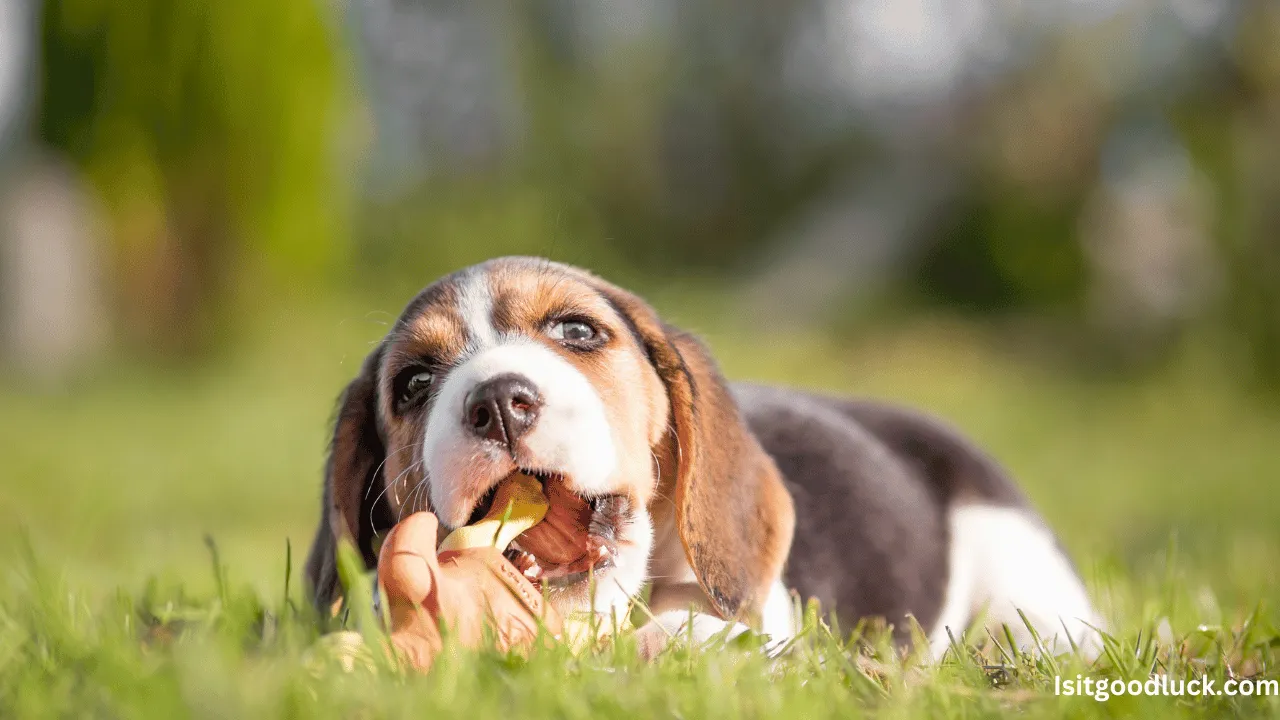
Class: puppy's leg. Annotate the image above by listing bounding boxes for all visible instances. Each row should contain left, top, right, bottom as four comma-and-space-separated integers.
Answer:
643, 519, 795, 660
641, 580, 740, 659
634, 610, 752, 660
641, 579, 797, 660
929, 504, 1103, 659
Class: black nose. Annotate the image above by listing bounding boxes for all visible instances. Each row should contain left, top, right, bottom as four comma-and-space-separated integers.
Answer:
464, 374, 542, 447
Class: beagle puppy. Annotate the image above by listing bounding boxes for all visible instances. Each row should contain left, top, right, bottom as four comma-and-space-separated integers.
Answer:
305, 257, 1101, 657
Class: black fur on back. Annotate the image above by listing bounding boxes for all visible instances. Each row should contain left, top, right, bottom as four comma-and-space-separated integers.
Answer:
733, 384, 1030, 640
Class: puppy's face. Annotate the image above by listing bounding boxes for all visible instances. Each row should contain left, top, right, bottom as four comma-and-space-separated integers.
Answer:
313, 256, 794, 626
373, 258, 670, 614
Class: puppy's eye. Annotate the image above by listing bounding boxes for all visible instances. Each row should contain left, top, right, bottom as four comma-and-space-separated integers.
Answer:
406, 371, 433, 396
549, 320, 597, 343
395, 368, 435, 409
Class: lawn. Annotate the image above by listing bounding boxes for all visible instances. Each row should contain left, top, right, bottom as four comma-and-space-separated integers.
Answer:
1, 295, 1278, 718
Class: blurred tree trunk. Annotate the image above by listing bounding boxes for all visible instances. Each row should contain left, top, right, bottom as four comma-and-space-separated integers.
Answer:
1, 155, 107, 382
0, 0, 109, 382
1230, 116, 1280, 388
36, 0, 349, 361
1221, 1, 1280, 388
112, 167, 231, 358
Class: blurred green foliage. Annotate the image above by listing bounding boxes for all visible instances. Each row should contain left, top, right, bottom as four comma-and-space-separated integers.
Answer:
20, 0, 1280, 387
37, 0, 351, 352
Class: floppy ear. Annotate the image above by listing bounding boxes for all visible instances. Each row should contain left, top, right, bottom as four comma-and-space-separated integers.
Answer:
597, 284, 796, 622
304, 345, 396, 612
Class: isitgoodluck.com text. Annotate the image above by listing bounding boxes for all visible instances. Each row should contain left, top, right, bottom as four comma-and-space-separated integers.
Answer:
1056, 675, 1279, 701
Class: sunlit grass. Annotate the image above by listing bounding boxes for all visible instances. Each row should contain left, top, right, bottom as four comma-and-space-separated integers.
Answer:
1, 293, 1278, 717
1, 545, 1276, 718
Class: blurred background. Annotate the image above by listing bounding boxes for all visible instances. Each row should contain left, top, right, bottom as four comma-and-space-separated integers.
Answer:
1, 0, 1277, 623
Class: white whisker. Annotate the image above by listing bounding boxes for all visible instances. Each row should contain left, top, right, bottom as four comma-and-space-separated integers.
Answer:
365, 444, 420, 500
370, 457, 424, 531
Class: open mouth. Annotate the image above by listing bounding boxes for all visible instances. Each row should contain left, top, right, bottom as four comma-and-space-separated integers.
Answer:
465, 470, 631, 588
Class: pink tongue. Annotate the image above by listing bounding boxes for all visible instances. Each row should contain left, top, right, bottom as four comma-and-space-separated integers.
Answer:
508, 543, 611, 582
515, 477, 594, 565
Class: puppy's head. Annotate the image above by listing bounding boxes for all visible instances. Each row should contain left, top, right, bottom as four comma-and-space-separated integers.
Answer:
306, 257, 794, 623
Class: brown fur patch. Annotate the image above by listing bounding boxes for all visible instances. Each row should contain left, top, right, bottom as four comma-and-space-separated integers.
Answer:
585, 279, 796, 622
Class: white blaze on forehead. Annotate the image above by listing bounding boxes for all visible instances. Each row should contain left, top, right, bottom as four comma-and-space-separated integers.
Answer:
421, 337, 619, 527
456, 269, 499, 350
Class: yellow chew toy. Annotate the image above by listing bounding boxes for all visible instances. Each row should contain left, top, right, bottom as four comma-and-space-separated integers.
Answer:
438, 473, 549, 552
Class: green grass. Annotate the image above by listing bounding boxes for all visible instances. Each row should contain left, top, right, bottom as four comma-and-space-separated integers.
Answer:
2, 296, 1279, 717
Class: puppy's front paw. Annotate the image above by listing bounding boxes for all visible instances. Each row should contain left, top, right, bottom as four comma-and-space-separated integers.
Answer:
633, 610, 754, 661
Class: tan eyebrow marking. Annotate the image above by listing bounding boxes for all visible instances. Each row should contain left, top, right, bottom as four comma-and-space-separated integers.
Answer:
385, 305, 468, 380
406, 311, 462, 346
489, 267, 616, 334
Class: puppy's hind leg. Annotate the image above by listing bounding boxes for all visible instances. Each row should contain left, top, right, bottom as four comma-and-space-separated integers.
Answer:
930, 504, 1104, 659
